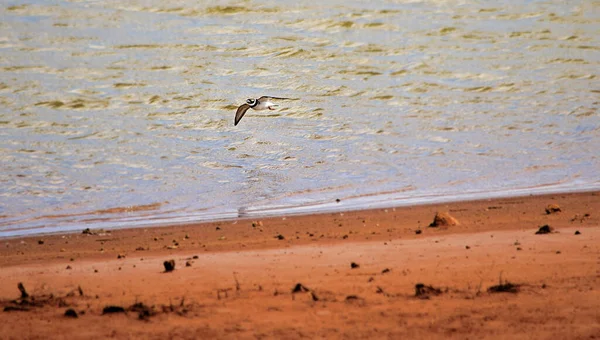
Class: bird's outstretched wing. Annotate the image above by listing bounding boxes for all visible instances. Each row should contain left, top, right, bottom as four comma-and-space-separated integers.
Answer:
234, 104, 251, 126
257, 96, 294, 101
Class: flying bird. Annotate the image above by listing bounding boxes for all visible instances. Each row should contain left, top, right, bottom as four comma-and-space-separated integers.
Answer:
234, 96, 292, 126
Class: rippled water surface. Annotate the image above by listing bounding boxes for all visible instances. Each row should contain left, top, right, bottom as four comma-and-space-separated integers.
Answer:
1, 0, 599, 236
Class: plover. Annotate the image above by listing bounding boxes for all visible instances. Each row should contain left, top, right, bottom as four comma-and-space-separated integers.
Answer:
234, 96, 292, 126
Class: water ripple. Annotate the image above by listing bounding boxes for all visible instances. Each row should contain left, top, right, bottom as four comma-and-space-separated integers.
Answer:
1, 0, 598, 236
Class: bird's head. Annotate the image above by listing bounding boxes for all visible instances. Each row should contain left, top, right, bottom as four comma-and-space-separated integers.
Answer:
246, 98, 257, 106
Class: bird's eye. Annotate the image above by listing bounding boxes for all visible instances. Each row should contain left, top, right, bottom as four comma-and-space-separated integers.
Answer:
246, 99, 254, 104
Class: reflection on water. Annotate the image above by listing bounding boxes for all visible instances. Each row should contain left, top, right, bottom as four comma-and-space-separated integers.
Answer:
1, 0, 599, 236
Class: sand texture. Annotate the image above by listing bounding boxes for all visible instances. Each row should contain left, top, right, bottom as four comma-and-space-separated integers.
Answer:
1, 191, 599, 339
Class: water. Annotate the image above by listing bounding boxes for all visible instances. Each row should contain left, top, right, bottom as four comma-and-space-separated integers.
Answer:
1, 0, 599, 237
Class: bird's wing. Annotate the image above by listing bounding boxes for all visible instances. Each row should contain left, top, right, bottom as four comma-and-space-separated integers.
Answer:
258, 96, 294, 101
234, 104, 251, 126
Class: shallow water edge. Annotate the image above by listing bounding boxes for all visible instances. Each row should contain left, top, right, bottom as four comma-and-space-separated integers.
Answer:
2, 183, 598, 239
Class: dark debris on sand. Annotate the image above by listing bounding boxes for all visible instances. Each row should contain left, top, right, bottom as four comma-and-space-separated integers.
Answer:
291, 283, 318, 301
414, 283, 443, 299
102, 305, 126, 314
292, 283, 310, 293
3, 282, 79, 313
64, 308, 78, 318
129, 302, 155, 320
163, 259, 175, 272
345, 295, 361, 301
535, 224, 554, 234
2, 282, 194, 321
17, 282, 29, 299
487, 282, 520, 294
102, 300, 191, 319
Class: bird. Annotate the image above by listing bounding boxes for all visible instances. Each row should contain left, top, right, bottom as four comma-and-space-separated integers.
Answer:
234, 96, 292, 126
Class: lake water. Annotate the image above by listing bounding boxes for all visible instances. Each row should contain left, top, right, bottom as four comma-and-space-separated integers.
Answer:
1, 0, 599, 237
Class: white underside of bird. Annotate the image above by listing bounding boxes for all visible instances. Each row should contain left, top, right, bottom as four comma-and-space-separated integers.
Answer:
253, 100, 278, 111
234, 96, 293, 126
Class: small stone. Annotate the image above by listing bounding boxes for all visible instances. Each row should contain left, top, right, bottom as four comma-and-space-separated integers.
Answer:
415, 230, 422, 235
350, 262, 360, 269
64, 309, 78, 318
102, 306, 125, 314
185, 261, 192, 267
163, 259, 175, 272
275, 234, 285, 240
535, 225, 553, 234
465, 245, 470, 250
574, 230, 581, 235
545, 204, 561, 214
66, 265, 72, 270
117, 254, 125, 259
38, 240, 44, 245
429, 212, 459, 227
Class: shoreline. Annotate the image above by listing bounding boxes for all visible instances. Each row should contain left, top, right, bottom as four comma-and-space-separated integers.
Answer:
2, 189, 597, 253
3, 185, 599, 239
1, 190, 598, 338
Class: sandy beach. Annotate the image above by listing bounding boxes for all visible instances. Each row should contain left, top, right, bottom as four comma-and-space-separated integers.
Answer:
1, 191, 598, 339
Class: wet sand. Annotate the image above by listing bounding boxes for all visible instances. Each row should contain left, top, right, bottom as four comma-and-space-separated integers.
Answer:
1, 191, 599, 339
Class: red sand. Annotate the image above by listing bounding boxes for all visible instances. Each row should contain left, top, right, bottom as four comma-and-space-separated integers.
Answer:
1, 191, 599, 339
